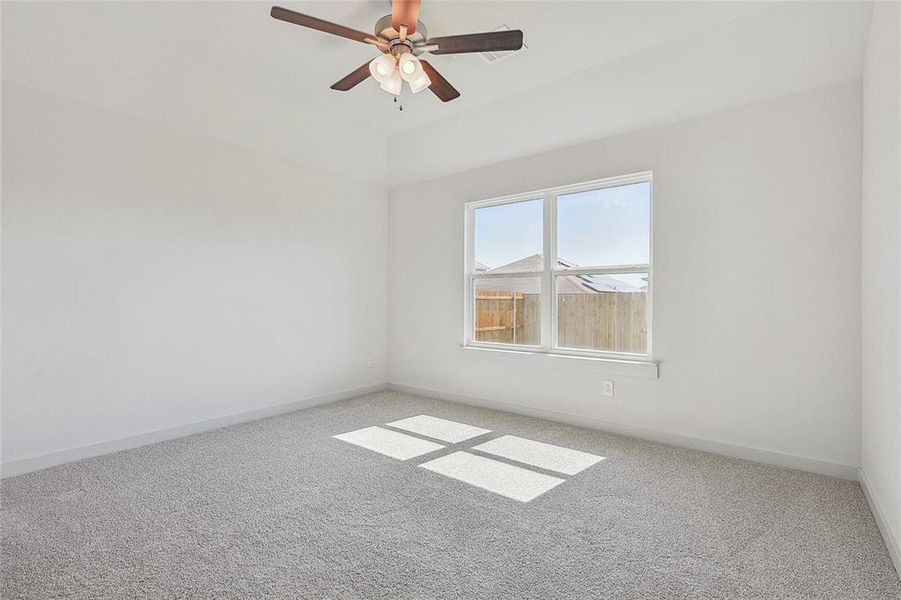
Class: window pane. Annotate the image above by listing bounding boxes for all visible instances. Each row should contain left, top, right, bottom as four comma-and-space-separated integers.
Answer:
556, 182, 650, 269
474, 199, 543, 273
556, 272, 648, 354
474, 277, 541, 346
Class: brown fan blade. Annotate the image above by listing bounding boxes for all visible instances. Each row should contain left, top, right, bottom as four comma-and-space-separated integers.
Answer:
420, 60, 460, 102
330, 62, 372, 91
271, 6, 372, 44
391, 0, 420, 35
428, 30, 523, 55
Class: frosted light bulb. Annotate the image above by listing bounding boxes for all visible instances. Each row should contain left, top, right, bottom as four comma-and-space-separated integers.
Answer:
397, 53, 424, 83
369, 54, 396, 84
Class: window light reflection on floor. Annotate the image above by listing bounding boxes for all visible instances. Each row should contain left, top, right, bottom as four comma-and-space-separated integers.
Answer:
333, 415, 604, 502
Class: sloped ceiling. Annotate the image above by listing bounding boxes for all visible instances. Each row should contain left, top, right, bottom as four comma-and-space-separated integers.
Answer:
1, 1, 872, 187
387, 1, 873, 185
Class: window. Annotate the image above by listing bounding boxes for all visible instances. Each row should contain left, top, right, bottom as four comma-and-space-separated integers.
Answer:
464, 172, 652, 359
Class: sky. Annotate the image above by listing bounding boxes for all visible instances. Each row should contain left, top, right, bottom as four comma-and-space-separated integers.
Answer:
474, 182, 651, 272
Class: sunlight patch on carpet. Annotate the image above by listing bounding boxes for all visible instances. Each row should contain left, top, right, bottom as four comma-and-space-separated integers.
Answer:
386, 414, 491, 443
419, 451, 565, 502
471, 435, 605, 475
334, 426, 444, 460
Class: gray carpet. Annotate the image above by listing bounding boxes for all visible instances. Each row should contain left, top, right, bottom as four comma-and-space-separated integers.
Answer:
3, 390, 899, 599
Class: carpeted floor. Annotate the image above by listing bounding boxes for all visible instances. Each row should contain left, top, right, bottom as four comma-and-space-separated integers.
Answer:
3, 390, 900, 599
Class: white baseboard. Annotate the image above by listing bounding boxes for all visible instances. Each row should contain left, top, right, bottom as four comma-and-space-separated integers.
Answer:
388, 382, 859, 480
1, 382, 388, 479
859, 468, 901, 579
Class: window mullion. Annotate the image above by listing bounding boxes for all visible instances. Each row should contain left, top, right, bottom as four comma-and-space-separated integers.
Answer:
552, 264, 650, 276
471, 271, 543, 279
541, 192, 556, 351
464, 207, 475, 346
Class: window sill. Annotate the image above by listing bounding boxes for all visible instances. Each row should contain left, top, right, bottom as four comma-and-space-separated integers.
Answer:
459, 344, 659, 379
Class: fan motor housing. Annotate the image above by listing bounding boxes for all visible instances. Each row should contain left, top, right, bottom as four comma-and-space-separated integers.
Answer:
375, 14, 428, 55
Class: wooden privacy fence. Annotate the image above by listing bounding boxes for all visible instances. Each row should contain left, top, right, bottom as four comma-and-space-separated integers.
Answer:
475, 291, 647, 353
474, 292, 541, 346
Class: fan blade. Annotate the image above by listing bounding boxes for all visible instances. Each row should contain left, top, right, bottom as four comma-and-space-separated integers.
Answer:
391, 0, 420, 35
428, 30, 523, 55
271, 6, 372, 44
330, 62, 372, 91
420, 60, 460, 102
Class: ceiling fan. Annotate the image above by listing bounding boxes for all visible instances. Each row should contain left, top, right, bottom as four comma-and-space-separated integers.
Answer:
270, 1, 524, 103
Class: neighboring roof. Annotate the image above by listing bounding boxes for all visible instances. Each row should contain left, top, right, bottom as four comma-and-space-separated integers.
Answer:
476, 255, 643, 294
488, 255, 543, 274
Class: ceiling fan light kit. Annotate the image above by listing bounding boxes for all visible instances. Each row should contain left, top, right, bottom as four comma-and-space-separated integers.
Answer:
369, 54, 396, 82
380, 70, 404, 96
409, 71, 431, 94
270, 1, 524, 104
397, 53, 430, 93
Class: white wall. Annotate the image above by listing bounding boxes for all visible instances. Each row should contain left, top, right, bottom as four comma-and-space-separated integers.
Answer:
1, 83, 388, 468
861, 2, 901, 573
389, 83, 862, 476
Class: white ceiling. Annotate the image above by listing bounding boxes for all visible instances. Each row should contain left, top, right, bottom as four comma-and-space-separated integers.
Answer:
259, 1, 771, 133
388, 1, 873, 184
1, 1, 873, 186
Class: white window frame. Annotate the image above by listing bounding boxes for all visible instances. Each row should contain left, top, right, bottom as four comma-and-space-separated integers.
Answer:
463, 171, 654, 362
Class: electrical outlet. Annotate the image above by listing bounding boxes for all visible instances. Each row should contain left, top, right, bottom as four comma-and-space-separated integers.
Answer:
366, 354, 375, 369
602, 379, 615, 397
